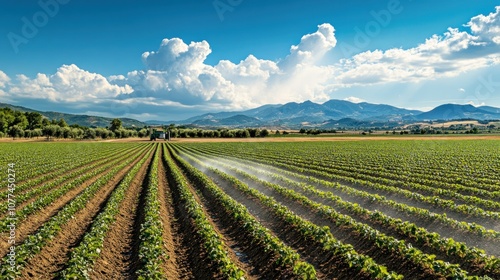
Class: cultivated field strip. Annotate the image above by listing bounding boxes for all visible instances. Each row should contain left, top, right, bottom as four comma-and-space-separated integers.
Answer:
175, 146, 480, 279
169, 141, 498, 279
177, 144, 500, 247
176, 146, 500, 278
0, 145, 144, 218
0, 143, 150, 278
181, 143, 500, 230
0, 144, 134, 198
165, 144, 320, 279
0, 140, 497, 279
0, 143, 132, 185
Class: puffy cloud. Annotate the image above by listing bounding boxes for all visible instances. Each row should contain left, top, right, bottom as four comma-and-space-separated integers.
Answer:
0, 71, 10, 88
8, 64, 133, 102
466, 6, 500, 44
280, 23, 337, 69
117, 23, 338, 108
337, 19, 500, 86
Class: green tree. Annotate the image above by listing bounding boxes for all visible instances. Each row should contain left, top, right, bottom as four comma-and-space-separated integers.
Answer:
13, 111, 28, 129
42, 118, 50, 127
9, 125, 24, 139
25, 112, 43, 129
110, 118, 122, 131
259, 129, 269, 137
42, 125, 60, 140
57, 118, 68, 127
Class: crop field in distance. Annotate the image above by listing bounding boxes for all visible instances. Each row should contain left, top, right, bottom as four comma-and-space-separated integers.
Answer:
0, 139, 499, 279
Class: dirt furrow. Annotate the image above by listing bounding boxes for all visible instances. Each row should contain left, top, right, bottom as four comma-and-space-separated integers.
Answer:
88, 145, 156, 279
157, 144, 183, 279
19, 146, 150, 279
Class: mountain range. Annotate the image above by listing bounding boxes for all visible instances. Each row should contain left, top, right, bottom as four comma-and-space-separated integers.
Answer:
2, 100, 499, 129
148, 100, 500, 128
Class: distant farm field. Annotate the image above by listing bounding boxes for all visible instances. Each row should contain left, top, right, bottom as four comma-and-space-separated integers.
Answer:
0, 140, 499, 279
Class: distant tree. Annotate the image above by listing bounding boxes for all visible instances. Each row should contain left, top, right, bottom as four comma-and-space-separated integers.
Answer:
42, 125, 60, 140
9, 125, 24, 139
110, 118, 122, 131
61, 127, 71, 138
57, 118, 68, 127
259, 129, 269, 137
299, 128, 306, 134
84, 128, 96, 139
42, 118, 50, 127
275, 130, 280, 135
138, 128, 148, 138
13, 111, 28, 129
247, 128, 260, 137
25, 112, 43, 130
0, 112, 9, 133
32, 128, 43, 139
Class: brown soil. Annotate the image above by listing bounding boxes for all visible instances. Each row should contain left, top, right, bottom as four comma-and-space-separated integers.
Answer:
19, 145, 151, 279
88, 144, 156, 279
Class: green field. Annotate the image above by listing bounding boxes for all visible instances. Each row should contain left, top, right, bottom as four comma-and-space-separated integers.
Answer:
0, 140, 499, 279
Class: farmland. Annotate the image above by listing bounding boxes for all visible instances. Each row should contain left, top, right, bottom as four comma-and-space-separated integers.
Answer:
0, 139, 499, 279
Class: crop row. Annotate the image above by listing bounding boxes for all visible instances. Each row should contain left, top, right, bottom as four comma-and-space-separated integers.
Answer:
162, 144, 246, 279
136, 145, 167, 279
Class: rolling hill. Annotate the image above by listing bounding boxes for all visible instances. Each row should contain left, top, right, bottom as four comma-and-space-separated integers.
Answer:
0, 103, 146, 128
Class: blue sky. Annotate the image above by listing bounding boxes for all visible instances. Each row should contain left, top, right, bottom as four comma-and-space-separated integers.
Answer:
1, 0, 499, 121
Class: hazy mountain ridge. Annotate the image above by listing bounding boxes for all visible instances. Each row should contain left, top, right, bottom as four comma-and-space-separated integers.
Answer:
171, 101, 500, 128
3, 100, 500, 129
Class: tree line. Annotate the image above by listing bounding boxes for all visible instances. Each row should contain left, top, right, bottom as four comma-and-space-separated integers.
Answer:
0, 108, 144, 140
0, 108, 272, 140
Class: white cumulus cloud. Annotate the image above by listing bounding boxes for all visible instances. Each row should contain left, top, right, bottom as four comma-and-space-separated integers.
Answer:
0, 71, 10, 88
8, 64, 133, 102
